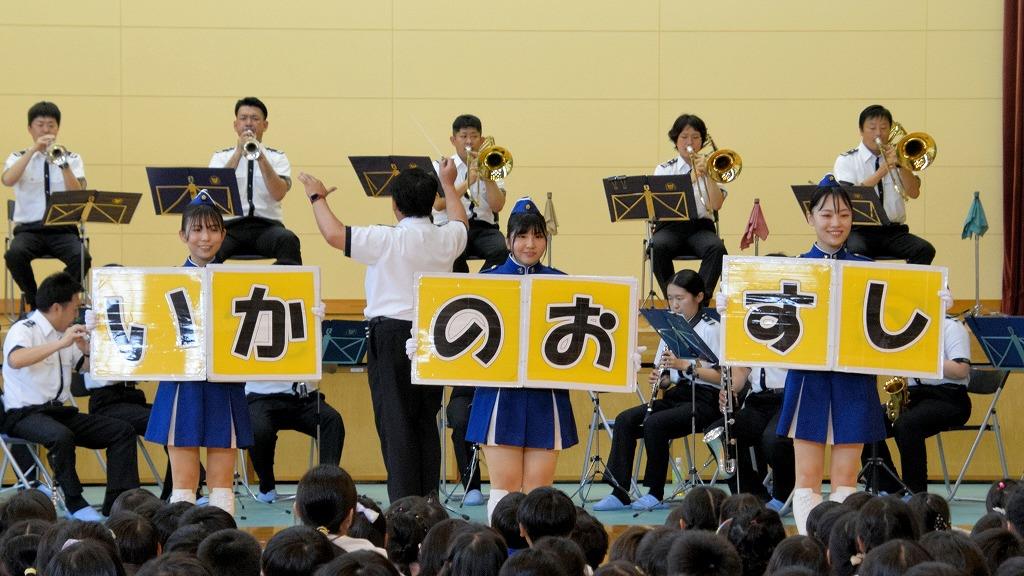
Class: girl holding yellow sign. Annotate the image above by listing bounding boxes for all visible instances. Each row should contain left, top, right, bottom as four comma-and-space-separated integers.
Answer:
776, 176, 887, 535
464, 197, 579, 523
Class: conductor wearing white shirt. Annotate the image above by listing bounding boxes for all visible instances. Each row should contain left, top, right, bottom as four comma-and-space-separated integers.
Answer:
209, 97, 301, 264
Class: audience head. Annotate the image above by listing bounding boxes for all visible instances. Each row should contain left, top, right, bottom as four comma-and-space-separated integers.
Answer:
347, 495, 386, 548
718, 494, 762, 526
812, 506, 852, 549
919, 530, 988, 576
135, 552, 212, 576
858, 539, 931, 576
150, 502, 193, 548
108, 490, 161, 519
570, 508, 608, 571
491, 492, 528, 551
0, 489, 57, 532
607, 525, 652, 565
665, 530, 742, 576
385, 496, 437, 576
105, 512, 159, 571
972, 528, 1024, 575
532, 537, 586, 576
764, 535, 827, 576
0, 519, 48, 576
42, 539, 124, 576
314, 550, 401, 576
855, 495, 919, 554
803, 501, 841, 542
904, 563, 968, 576
636, 527, 685, 576
1005, 484, 1024, 536
827, 512, 861, 576
261, 525, 336, 576
196, 529, 261, 576
725, 507, 785, 576
495, 547, 563, 576
176, 505, 236, 534
670, 486, 727, 531
517, 487, 576, 544
987, 479, 1019, 514
417, 518, 470, 576
162, 524, 211, 556
840, 491, 874, 510
443, 528, 509, 576
36, 520, 119, 573
296, 465, 358, 535
907, 492, 952, 534
995, 557, 1024, 576
593, 561, 645, 576
972, 511, 1008, 536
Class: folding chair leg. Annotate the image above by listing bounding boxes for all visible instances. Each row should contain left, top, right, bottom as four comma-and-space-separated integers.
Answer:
993, 414, 1010, 478
138, 440, 163, 491
951, 388, 1004, 499
235, 450, 259, 500
935, 433, 952, 497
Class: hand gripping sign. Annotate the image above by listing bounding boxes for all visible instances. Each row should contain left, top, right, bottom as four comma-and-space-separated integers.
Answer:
412, 274, 638, 392
90, 265, 321, 381
720, 256, 945, 379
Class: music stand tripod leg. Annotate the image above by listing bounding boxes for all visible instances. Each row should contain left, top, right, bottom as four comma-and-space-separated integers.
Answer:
856, 440, 909, 495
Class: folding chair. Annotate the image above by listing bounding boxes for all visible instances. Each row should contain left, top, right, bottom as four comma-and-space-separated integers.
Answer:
934, 367, 1011, 500
237, 433, 317, 502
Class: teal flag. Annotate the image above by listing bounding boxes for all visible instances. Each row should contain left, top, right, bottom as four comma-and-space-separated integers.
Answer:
961, 191, 989, 239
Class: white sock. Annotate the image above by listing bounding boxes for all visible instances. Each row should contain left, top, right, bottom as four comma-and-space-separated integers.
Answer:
170, 489, 196, 505
209, 487, 235, 516
830, 485, 857, 504
487, 489, 509, 526
792, 488, 822, 536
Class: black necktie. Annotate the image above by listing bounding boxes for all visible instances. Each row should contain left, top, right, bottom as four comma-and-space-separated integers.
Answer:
43, 161, 51, 196
246, 160, 255, 217
874, 156, 884, 204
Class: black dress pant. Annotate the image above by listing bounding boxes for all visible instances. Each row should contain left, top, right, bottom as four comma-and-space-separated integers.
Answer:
650, 219, 726, 299
707, 391, 794, 501
605, 383, 719, 501
452, 220, 508, 273
847, 224, 935, 264
247, 392, 345, 493
218, 216, 302, 265
5, 405, 138, 515
446, 386, 481, 491
862, 385, 971, 494
368, 317, 443, 501
5, 224, 91, 309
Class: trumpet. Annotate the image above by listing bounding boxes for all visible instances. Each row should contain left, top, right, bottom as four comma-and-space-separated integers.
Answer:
47, 144, 69, 167
242, 135, 261, 161
883, 376, 908, 422
473, 136, 513, 181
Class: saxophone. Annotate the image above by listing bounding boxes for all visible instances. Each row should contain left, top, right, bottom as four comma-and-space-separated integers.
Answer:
883, 376, 908, 422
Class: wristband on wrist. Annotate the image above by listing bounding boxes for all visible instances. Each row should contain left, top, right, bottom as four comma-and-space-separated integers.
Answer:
309, 193, 323, 204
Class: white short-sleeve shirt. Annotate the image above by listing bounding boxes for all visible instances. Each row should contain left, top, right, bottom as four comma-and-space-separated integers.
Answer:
2, 311, 82, 410
244, 381, 319, 395
209, 146, 291, 222
833, 142, 908, 224
653, 155, 726, 221
914, 318, 971, 387
746, 366, 788, 393
347, 217, 467, 320
432, 154, 504, 226
3, 150, 86, 223
654, 310, 721, 389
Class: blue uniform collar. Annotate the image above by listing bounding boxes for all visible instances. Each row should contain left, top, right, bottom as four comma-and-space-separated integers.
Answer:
805, 243, 850, 260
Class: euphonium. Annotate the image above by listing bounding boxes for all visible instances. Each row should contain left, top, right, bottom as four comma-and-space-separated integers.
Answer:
242, 136, 261, 161
47, 144, 69, 167
701, 425, 735, 479
475, 136, 513, 181
883, 376, 908, 422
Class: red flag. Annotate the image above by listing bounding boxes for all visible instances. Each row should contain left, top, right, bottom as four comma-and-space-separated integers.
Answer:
740, 199, 769, 250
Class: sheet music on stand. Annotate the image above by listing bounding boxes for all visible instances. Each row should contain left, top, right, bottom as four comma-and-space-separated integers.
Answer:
145, 167, 243, 216
791, 184, 890, 226
604, 175, 697, 223
44, 190, 143, 227
349, 155, 441, 198
965, 316, 1024, 370
640, 308, 719, 365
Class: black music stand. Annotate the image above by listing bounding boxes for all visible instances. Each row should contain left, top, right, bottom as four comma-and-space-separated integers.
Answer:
44, 190, 143, 290
145, 167, 242, 216
791, 184, 890, 226
321, 320, 370, 367
966, 316, 1024, 370
349, 156, 442, 197
604, 175, 697, 308
633, 308, 721, 514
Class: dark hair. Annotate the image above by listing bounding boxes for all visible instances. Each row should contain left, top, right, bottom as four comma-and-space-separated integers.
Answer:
570, 508, 608, 571
495, 547, 564, 576
390, 168, 439, 218
452, 115, 482, 134
347, 495, 386, 547
234, 97, 268, 119
812, 507, 853, 549
804, 501, 841, 542
28, 101, 61, 126
517, 487, 577, 543
593, 561, 644, 576
442, 528, 508, 576
149, 502, 193, 547
907, 492, 952, 534
840, 492, 874, 511
533, 537, 586, 576
987, 479, 1019, 513
904, 562, 968, 576
506, 212, 548, 243
135, 552, 213, 576
995, 557, 1024, 576
767, 569, 817, 576
418, 519, 470, 576
667, 114, 708, 147
0, 489, 57, 531
726, 507, 786, 576
670, 486, 727, 531
385, 496, 436, 576
808, 181, 853, 217
858, 105, 892, 130
491, 492, 528, 550
35, 271, 82, 312
858, 539, 931, 576
196, 529, 261, 576
180, 200, 225, 234
607, 525, 652, 564
665, 530, 742, 576
1005, 485, 1024, 536
177, 505, 236, 533
855, 496, 919, 554
668, 269, 705, 302
42, 539, 124, 576
106, 512, 158, 567
764, 535, 827, 576
919, 530, 987, 576
36, 520, 120, 574
296, 465, 358, 534
261, 526, 336, 576
0, 520, 48, 576
636, 527, 684, 576
313, 550, 401, 576
719, 494, 762, 526
972, 511, 1008, 536
162, 524, 211, 555
108, 489, 161, 520
827, 512, 861, 576
972, 528, 1024, 575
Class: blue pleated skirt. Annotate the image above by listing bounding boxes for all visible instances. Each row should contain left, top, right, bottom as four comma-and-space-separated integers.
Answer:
776, 370, 886, 445
145, 381, 254, 448
466, 387, 578, 450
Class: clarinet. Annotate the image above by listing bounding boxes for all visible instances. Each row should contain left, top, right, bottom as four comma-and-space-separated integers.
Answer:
643, 351, 671, 424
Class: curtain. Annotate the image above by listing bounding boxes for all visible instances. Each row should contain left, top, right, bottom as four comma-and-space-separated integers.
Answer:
1003, 0, 1024, 314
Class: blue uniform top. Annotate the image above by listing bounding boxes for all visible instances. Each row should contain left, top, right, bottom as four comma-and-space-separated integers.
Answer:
464, 255, 579, 450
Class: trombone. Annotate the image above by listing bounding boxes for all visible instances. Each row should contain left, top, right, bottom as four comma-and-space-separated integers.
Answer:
875, 121, 937, 201
686, 134, 741, 214
469, 136, 513, 181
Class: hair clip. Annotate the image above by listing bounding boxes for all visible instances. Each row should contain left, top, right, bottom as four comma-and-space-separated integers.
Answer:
316, 526, 330, 535
850, 553, 864, 566
60, 538, 81, 552
24, 569, 37, 576
999, 481, 1006, 489
356, 502, 380, 523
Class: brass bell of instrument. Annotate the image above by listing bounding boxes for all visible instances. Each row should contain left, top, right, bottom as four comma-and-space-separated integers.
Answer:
47, 144, 69, 167
701, 425, 735, 478
883, 375, 908, 422
476, 136, 513, 181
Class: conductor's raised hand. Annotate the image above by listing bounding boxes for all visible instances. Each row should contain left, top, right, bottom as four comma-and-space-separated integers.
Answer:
438, 157, 458, 188
298, 172, 337, 201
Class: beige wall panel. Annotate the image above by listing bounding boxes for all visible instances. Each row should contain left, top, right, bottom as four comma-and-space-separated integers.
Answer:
267, 100, 395, 169
121, 234, 191, 267
78, 165, 123, 199
121, 98, 235, 166
394, 32, 659, 100
926, 100, 1001, 167
927, 31, 1002, 99
931, 233, 1003, 299
545, 235, 650, 278
660, 32, 927, 100
660, 1, 927, 31
0, 0, 120, 27
122, 1, 392, 29
926, 0, 1004, 30
121, 29, 392, 98
0, 97, 124, 168
394, 0, 659, 30
919, 167, 1002, 235
0, 28, 120, 96
317, 247, 370, 300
